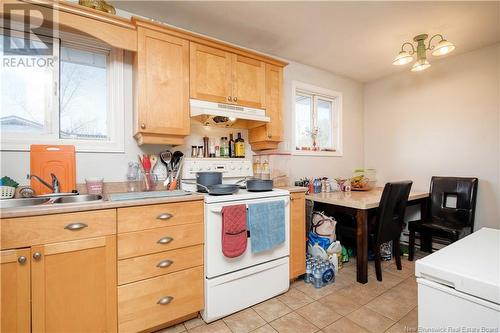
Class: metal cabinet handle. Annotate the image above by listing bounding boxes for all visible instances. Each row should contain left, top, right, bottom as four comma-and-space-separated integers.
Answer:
157, 236, 174, 245
18, 256, 27, 264
156, 213, 173, 221
141, 123, 146, 129
157, 259, 173, 268
227, 96, 232, 102
157, 296, 174, 305
233, 97, 237, 102
64, 222, 88, 231
33, 252, 42, 261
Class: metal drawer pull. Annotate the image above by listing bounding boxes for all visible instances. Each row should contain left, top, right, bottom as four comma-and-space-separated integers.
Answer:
32, 252, 42, 261
157, 236, 174, 245
157, 259, 173, 268
157, 296, 174, 305
64, 222, 88, 231
156, 213, 173, 220
18, 256, 27, 264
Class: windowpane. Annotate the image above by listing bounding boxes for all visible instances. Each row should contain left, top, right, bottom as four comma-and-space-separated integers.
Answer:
295, 94, 313, 150
59, 46, 108, 141
317, 98, 333, 149
0, 34, 55, 135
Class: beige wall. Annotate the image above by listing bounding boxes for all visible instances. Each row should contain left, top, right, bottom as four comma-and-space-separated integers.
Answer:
364, 44, 500, 230
281, 61, 365, 182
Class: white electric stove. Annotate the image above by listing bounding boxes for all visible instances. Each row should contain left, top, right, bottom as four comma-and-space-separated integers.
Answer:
181, 158, 290, 323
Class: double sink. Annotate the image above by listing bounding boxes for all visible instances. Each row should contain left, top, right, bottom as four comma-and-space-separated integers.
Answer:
0, 194, 103, 209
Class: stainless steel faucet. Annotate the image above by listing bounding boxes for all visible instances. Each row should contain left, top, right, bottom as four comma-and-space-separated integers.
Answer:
28, 173, 60, 193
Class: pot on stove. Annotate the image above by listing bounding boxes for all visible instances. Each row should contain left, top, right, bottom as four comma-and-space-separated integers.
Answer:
196, 172, 223, 192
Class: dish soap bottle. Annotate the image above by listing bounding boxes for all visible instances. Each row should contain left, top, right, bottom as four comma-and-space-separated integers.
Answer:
235, 132, 245, 158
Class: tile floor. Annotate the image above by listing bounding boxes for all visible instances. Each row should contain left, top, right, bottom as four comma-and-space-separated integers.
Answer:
157, 252, 428, 333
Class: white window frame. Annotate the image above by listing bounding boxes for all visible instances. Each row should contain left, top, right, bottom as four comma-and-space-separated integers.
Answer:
1, 29, 124, 153
291, 81, 343, 157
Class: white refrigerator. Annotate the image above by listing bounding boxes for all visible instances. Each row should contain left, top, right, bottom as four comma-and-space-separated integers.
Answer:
415, 227, 500, 330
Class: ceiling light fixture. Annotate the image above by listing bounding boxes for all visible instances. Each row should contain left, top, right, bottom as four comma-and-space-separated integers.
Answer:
393, 34, 455, 72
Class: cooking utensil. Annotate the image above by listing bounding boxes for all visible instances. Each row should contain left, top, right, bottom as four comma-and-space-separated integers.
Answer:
171, 151, 184, 171
138, 155, 151, 190
196, 172, 223, 192
246, 179, 274, 192
150, 155, 158, 171
142, 154, 151, 171
160, 150, 172, 186
195, 183, 239, 196
168, 157, 184, 191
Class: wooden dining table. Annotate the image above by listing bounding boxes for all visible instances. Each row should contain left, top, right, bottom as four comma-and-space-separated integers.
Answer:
306, 187, 429, 284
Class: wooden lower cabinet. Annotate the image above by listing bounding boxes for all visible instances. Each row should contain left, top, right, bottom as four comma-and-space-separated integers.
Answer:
1, 248, 31, 333
118, 266, 204, 333
289, 192, 307, 279
31, 236, 117, 333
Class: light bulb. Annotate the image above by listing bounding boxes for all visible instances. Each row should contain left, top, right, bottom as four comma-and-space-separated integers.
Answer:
432, 40, 455, 56
393, 51, 413, 66
411, 59, 431, 72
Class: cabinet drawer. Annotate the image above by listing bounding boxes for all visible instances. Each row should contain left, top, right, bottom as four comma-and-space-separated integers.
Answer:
118, 266, 203, 333
118, 244, 203, 285
117, 223, 203, 259
117, 200, 203, 233
1, 210, 116, 250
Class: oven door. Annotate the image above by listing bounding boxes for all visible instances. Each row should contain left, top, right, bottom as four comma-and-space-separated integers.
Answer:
205, 195, 290, 279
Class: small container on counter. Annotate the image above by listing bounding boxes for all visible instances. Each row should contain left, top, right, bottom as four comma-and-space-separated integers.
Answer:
191, 146, 197, 158
203, 136, 209, 158
197, 146, 204, 158
85, 178, 104, 195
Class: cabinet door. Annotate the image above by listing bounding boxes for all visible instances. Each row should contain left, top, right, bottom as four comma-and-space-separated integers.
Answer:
264, 64, 283, 140
136, 27, 190, 136
232, 54, 266, 108
1, 249, 31, 333
31, 236, 117, 333
190, 42, 232, 103
289, 193, 306, 279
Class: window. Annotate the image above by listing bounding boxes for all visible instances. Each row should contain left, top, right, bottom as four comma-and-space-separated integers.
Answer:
1, 30, 124, 152
292, 81, 342, 156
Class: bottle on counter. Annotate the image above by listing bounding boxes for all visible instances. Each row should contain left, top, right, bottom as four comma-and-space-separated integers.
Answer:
215, 139, 221, 158
220, 137, 229, 158
209, 137, 216, 158
235, 132, 245, 158
203, 136, 209, 158
261, 157, 270, 180
229, 133, 235, 158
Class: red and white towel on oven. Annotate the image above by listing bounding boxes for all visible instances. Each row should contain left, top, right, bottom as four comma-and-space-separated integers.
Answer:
221, 204, 248, 258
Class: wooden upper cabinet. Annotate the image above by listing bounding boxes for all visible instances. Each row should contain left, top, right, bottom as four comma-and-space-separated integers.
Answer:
248, 64, 284, 150
190, 43, 266, 108
31, 236, 117, 333
190, 43, 232, 104
1, 248, 31, 333
232, 55, 266, 108
134, 26, 190, 145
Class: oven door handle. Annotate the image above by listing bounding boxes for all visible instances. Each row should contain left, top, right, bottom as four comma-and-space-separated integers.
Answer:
210, 199, 289, 214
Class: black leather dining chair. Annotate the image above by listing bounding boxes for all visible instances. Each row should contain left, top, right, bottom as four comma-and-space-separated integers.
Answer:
336, 181, 413, 281
408, 176, 478, 261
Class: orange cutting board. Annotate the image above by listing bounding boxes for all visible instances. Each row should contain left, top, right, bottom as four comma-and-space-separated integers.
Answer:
30, 145, 76, 195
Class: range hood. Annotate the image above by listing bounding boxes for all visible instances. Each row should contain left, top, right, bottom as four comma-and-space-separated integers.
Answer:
190, 99, 270, 128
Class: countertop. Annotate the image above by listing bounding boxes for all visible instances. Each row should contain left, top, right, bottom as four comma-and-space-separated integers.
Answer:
277, 186, 308, 193
0, 186, 307, 218
306, 187, 428, 209
0, 193, 205, 219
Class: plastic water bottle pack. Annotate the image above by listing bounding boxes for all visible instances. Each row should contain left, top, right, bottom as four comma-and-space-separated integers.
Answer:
305, 254, 335, 289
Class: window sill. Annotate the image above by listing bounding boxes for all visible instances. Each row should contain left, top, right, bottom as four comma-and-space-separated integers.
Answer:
0, 139, 125, 153
292, 150, 343, 157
